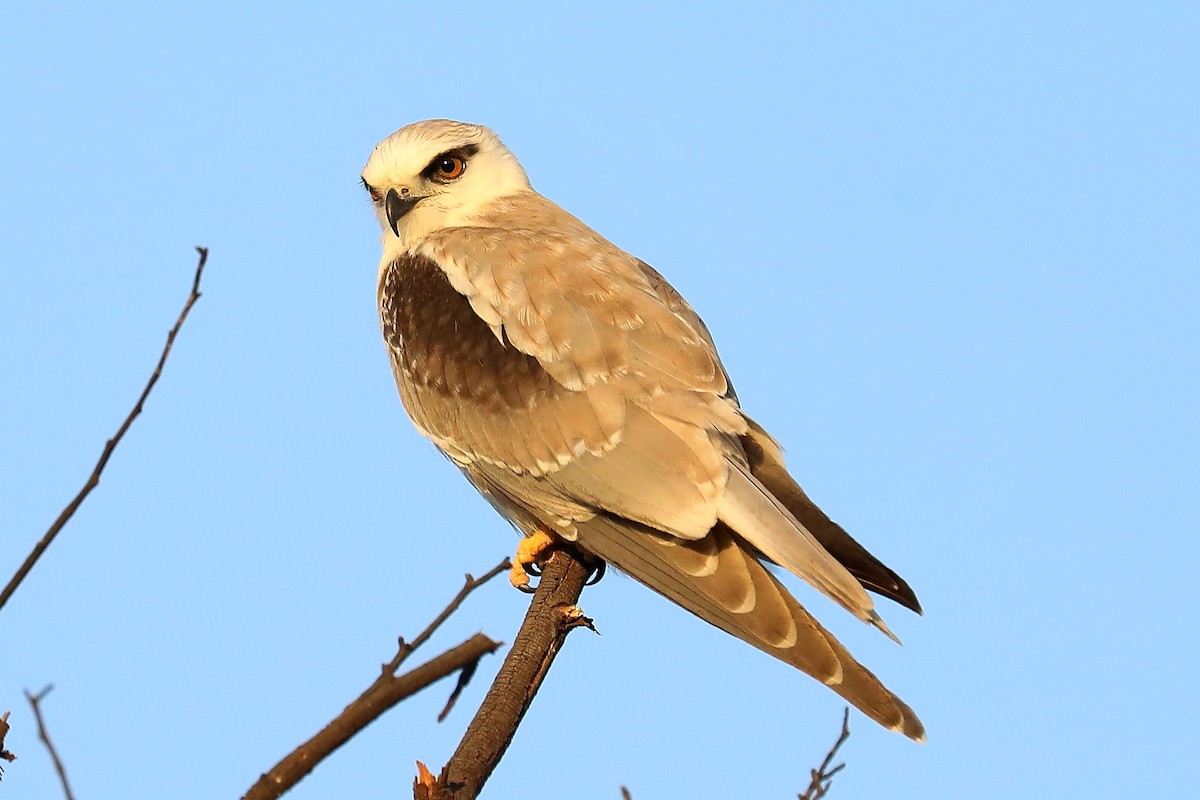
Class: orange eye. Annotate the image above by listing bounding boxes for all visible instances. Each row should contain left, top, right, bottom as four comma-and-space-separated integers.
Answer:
434, 155, 466, 180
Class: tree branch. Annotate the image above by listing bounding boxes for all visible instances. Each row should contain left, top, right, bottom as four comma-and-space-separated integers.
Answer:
0, 710, 15, 778
428, 545, 594, 799
798, 708, 851, 800
242, 560, 510, 800
0, 247, 209, 614
25, 685, 75, 800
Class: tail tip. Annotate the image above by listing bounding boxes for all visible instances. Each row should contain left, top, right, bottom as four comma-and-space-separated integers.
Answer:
868, 611, 903, 646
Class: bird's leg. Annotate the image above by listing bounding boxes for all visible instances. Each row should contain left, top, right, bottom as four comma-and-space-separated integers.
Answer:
509, 531, 609, 592
509, 529, 558, 592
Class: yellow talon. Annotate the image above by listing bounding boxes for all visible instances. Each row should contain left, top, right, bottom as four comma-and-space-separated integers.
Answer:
509, 529, 557, 591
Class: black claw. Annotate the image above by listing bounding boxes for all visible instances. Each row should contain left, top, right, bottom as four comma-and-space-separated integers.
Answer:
585, 561, 607, 586
517, 581, 537, 594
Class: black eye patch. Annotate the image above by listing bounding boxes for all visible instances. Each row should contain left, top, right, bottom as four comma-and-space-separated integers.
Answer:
420, 144, 480, 180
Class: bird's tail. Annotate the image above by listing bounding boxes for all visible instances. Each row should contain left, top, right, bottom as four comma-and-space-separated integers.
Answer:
573, 515, 926, 742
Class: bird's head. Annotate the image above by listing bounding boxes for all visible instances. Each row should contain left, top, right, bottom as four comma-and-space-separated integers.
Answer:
361, 119, 530, 252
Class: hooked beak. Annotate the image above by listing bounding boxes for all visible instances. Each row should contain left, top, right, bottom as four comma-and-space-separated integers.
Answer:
384, 188, 426, 235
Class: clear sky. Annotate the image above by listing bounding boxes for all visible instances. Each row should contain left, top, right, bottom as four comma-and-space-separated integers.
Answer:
3, 2, 1197, 798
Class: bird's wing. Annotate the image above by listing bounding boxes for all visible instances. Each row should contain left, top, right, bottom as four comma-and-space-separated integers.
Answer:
379, 247, 626, 481
414, 222, 729, 398
634, 258, 739, 405
380, 223, 745, 531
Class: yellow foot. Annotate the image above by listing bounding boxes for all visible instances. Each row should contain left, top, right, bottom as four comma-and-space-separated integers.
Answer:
509, 530, 557, 592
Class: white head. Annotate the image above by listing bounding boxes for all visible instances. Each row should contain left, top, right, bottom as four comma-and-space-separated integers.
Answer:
361, 120, 530, 253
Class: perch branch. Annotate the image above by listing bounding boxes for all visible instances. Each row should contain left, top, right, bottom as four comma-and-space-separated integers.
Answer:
1, 247, 209, 613
429, 545, 594, 799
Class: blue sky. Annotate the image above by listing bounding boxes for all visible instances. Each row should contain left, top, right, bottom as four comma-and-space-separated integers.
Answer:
3, 2, 1197, 798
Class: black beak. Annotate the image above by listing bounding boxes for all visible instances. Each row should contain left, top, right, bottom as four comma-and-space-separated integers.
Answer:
385, 188, 425, 235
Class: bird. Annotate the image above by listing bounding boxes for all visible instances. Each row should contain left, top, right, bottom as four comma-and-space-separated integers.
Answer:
361, 119, 925, 741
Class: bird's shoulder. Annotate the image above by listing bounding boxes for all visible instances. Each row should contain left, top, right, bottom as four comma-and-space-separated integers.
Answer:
405, 192, 729, 397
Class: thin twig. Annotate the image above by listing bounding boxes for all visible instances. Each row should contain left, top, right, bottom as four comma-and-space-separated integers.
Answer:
242, 559, 510, 800
0, 710, 15, 778
798, 708, 852, 800
431, 546, 594, 799
387, 559, 511, 674
436, 657, 480, 723
25, 685, 75, 800
0, 247, 209, 613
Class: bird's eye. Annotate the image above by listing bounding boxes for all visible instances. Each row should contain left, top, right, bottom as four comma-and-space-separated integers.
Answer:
434, 155, 466, 181
362, 179, 382, 203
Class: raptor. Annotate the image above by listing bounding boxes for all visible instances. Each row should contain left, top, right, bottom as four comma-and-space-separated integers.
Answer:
362, 119, 924, 740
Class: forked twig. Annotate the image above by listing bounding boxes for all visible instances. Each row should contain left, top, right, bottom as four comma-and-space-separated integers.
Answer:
242, 559, 510, 800
798, 708, 852, 800
25, 686, 75, 800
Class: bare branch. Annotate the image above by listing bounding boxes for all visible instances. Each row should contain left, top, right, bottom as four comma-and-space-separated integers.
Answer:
430, 545, 594, 799
610, 711, 848, 800
0, 710, 15, 778
388, 559, 511, 673
1, 247, 210, 613
25, 685, 75, 800
242, 559, 510, 800
798, 709, 852, 800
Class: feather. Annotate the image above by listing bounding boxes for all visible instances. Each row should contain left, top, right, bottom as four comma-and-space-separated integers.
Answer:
574, 516, 926, 741
741, 418, 922, 612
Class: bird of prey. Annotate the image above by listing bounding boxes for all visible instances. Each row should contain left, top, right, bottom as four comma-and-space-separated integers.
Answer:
362, 119, 924, 741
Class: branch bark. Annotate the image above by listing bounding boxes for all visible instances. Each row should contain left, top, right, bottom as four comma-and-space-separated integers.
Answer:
1, 247, 209, 614
427, 546, 594, 800
243, 560, 510, 800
